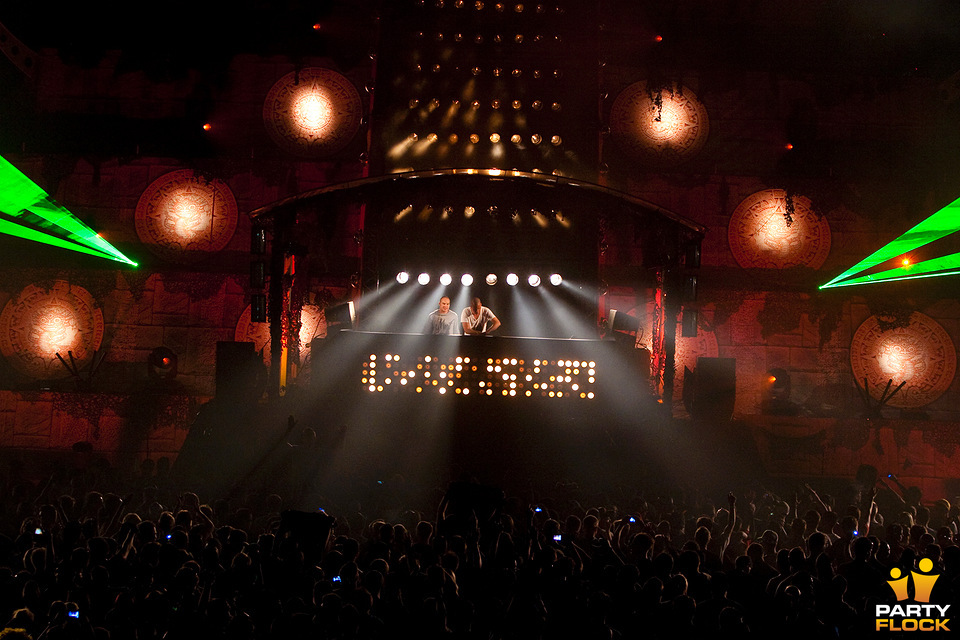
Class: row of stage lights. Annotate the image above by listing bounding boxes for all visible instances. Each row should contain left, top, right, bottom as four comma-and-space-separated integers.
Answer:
417, 2, 562, 14
396, 271, 563, 286
413, 64, 564, 78
410, 98, 562, 112
407, 132, 562, 145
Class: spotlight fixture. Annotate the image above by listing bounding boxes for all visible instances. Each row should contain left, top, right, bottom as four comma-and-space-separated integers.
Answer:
418, 272, 430, 285
762, 367, 796, 415
485, 273, 498, 285
148, 347, 178, 380
506, 273, 519, 286
549, 273, 562, 286
461, 273, 474, 286
439, 273, 453, 286
396, 271, 410, 284
528, 274, 541, 287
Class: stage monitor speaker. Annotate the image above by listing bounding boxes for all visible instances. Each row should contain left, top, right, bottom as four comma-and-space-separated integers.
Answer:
690, 357, 736, 421
609, 309, 638, 335
215, 341, 261, 398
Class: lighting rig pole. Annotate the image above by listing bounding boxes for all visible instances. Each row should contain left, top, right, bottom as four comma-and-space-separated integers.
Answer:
268, 208, 296, 398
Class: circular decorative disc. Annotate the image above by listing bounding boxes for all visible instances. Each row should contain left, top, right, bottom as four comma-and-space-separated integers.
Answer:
850, 312, 956, 408
263, 68, 363, 157
728, 189, 831, 269
234, 304, 327, 364
609, 81, 709, 164
0, 281, 104, 380
135, 170, 238, 263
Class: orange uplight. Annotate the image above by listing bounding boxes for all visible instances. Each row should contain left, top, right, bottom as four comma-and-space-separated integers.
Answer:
202, 123, 212, 131
313, 23, 322, 30
785, 143, 793, 150
901, 258, 910, 266
767, 375, 777, 384
654, 35, 663, 42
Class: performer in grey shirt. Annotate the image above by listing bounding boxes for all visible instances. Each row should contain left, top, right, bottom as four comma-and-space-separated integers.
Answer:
424, 296, 461, 335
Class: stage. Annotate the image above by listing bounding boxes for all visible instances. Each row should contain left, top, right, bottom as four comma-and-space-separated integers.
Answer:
173, 331, 695, 507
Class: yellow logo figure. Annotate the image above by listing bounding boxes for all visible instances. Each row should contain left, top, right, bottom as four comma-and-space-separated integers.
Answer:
887, 558, 940, 603
911, 558, 940, 603
887, 567, 911, 601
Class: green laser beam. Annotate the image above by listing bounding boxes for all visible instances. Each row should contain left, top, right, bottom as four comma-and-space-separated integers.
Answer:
0, 154, 137, 266
0, 217, 127, 263
820, 196, 960, 289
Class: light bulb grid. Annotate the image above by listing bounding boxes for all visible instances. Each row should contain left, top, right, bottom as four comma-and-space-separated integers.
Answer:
362, 352, 595, 399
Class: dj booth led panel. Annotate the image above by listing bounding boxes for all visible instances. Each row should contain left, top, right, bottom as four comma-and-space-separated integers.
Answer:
311, 332, 647, 407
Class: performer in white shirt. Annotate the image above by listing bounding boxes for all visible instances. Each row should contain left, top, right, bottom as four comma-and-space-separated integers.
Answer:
461, 297, 501, 335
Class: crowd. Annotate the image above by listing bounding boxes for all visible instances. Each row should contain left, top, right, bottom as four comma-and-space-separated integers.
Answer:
0, 450, 957, 639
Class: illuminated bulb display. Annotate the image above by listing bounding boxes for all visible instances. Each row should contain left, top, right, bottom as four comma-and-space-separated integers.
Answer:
461, 274, 474, 286
486, 273, 498, 285
506, 273, 520, 286
439, 273, 453, 286
549, 273, 562, 286
361, 353, 597, 399
528, 274, 541, 287
418, 272, 431, 285
396, 271, 410, 284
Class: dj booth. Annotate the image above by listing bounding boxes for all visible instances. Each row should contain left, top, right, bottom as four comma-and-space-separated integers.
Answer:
180, 331, 660, 500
